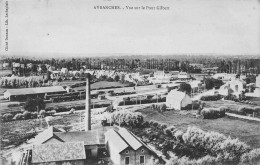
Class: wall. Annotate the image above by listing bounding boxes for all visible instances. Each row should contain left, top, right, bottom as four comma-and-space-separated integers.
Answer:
106, 141, 121, 165
181, 95, 192, 110
85, 145, 98, 157
120, 147, 155, 165
166, 95, 181, 110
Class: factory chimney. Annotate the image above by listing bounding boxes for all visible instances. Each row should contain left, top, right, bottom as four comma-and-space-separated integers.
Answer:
85, 74, 91, 131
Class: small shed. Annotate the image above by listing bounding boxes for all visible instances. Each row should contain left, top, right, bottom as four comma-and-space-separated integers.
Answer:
166, 90, 192, 110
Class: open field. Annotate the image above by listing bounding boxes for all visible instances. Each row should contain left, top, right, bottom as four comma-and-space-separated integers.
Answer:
0, 70, 12, 76
137, 107, 260, 148
205, 100, 260, 110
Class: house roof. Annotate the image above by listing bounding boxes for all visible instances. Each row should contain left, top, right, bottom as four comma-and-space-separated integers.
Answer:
55, 130, 101, 145
167, 90, 187, 103
105, 129, 129, 153
4, 86, 66, 96
118, 128, 142, 150
33, 126, 64, 144
105, 127, 157, 155
31, 142, 86, 163
33, 127, 103, 145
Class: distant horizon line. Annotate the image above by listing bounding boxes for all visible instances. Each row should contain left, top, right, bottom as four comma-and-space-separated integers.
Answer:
1, 52, 260, 58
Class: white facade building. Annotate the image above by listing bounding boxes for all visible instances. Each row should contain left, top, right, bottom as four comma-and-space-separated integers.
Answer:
166, 90, 192, 110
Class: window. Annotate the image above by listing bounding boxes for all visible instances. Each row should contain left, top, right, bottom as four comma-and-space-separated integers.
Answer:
85, 149, 92, 157
140, 155, 145, 164
125, 150, 129, 154
141, 149, 144, 153
235, 85, 238, 92
125, 156, 130, 165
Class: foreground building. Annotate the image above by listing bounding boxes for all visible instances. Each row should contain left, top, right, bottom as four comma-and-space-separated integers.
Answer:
105, 127, 160, 165
32, 126, 105, 157
31, 142, 86, 165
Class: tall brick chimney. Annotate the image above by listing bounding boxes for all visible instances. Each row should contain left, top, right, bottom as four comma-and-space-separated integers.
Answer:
85, 74, 91, 131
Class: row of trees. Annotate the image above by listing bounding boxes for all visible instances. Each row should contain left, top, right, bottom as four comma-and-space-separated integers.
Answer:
0, 77, 49, 88
3, 56, 260, 74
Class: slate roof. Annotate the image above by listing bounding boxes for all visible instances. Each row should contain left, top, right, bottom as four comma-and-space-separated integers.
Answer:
32, 142, 86, 163
105, 129, 129, 153
4, 86, 66, 96
33, 126, 64, 144
167, 90, 187, 103
118, 128, 142, 150
33, 127, 102, 145
55, 130, 101, 145
105, 127, 155, 154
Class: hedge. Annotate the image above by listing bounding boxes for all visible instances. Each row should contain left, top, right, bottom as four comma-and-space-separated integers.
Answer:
13, 113, 23, 120
3, 113, 13, 121
201, 107, 226, 119
118, 97, 166, 106
110, 110, 144, 127
240, 148, 260, 165
182, 126, 250, 164
200, 94, 222, 101
46, 103, 111, 113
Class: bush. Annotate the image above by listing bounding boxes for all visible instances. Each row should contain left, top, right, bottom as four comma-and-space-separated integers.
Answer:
69, 108, 75, 114
254, 107, 260, 117
240, 148, 260, 165
164, 126, 176, 136
31, 112, 38, 119
24, 98, 46, 112
23, 111, 31, 119
46, 110, 56, 116
50, 110, 57, 115
167, 155, 218, 165
8, 103, 20, 107
153, 121, 159, 128
200, 94, 222, 101
182, 126, 250, 164
39, 110, 46, 117
141, 121, 149, 128
160, 123, 168, 130
3, 113, 13, 121
149, 120, 155, 125
238, 106, 254, 115
110, 110, 144, 127
13, 113, 23, 120
105, 105, 114, 113
201, 107, 226, 119
174, 130, 184, 142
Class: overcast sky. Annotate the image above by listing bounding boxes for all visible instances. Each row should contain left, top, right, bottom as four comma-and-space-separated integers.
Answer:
0, 0, 260, 57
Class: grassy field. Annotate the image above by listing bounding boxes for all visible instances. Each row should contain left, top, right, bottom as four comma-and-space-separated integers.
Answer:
0, 70, 12, 76
204, 100, 259, 110
137, 107, 260, 148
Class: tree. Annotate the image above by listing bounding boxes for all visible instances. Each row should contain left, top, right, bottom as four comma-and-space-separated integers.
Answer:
114, 75, 120, 82
24, 98, 46, 112
205, 78, 214, 90
178, 83, 191, 95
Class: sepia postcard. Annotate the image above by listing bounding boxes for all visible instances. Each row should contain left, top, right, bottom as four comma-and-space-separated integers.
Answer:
0, 0, 260, 165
